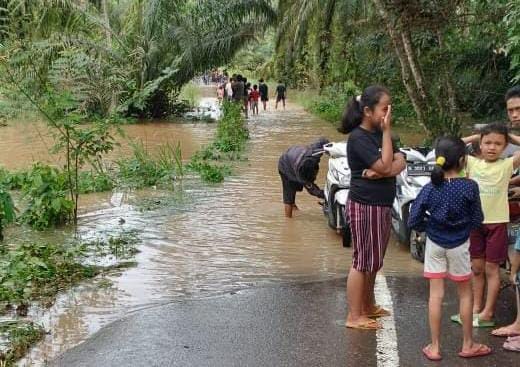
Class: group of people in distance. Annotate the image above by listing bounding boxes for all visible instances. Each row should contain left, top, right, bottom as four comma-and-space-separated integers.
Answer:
217, 75, 287, 117
277, 85, 520, 360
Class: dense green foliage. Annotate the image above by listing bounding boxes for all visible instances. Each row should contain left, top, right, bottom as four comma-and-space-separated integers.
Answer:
18, 164, 74, 230
272, 0, 518, 136
0, 0, 276, 118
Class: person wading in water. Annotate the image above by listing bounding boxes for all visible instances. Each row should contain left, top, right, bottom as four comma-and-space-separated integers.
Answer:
278, 138, 329, 218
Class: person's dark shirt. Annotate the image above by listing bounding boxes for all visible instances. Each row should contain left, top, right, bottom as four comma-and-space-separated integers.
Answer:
408, 179, 483, 248
276, 84, 286, 97
347, 127, 399, 206
231, 81, 244, 101
259, 83, 268, 98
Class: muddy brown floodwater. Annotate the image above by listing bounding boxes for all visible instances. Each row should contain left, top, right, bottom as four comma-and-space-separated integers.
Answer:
1, 92, 424, 366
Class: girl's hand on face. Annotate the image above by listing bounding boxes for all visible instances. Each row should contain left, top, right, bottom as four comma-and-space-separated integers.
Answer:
381, 105, 392, 131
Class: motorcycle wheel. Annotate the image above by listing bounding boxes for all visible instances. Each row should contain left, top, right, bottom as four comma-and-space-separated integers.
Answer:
410, 229, 425, 263
342, 226, 351, 248
391, 204, 411, 246
327, 201, 337, 230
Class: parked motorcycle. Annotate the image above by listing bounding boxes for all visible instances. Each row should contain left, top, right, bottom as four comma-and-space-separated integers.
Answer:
322, 142, 352, 247
391, 147, 435, 262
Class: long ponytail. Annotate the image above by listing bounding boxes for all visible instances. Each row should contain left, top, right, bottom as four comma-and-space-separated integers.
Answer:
338, 98, 363, 134
338, 85, 390, 134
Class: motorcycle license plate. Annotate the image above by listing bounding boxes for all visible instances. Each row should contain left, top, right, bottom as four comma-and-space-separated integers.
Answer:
408, 163, 434, 176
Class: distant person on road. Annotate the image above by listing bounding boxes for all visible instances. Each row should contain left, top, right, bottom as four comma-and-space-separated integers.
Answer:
217, 85, 224, 104
340, 86, 405, 331
225, 77, 234, 101
409, 136, 491, 360
244, 80, 251, 118
278, 138, 329, 218
259, 79, 269, 110
231, 75, 244, 103
250, 85, 260, 115
275, 81, 286, 110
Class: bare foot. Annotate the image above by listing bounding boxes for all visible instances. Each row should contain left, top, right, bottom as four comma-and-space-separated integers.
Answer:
345, 318, 382, 330
492, 324, 520, 337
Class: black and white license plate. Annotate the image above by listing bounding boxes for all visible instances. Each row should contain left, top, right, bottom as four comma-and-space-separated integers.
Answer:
407, 163, 435, 176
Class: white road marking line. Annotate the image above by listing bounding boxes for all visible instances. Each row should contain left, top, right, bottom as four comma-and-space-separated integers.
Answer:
375, 274, 400, 367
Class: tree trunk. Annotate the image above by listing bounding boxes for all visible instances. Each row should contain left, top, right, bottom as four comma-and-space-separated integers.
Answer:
372, 0, 428, 132
101, 0, 117, 113
400, 30, 426, 99
318, 0, 337, 91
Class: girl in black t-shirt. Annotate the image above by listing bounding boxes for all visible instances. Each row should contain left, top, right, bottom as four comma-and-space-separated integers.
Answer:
339, 85, 406, 330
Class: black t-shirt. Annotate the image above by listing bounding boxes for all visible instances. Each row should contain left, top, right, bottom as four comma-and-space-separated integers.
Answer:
259, 83, 268, 97
347, 127, 399, 206
276, 84, 286, 97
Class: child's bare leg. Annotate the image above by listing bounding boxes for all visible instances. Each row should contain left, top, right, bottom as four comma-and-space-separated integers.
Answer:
458, 280, 474, 349
479, 261, 500, 320
472, 258, 485, 313
428, 278, 444, 357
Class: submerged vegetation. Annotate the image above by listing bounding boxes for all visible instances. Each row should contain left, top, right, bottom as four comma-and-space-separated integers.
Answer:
0, 231, 140, 365
188, 101, 248, 183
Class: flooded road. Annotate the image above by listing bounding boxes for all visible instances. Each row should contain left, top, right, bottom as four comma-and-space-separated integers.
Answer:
1, 96, 424, 365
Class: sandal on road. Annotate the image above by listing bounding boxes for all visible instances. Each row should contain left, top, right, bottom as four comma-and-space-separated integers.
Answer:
492, 326, 520, 337
451, 314, 495, 327
366, 306, 391, 318
422, 345, 442, 361
346, 319, 382, 330
458, 344, 492, 358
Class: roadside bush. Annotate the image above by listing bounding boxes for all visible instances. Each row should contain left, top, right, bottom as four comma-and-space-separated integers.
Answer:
19, 164, 73, 230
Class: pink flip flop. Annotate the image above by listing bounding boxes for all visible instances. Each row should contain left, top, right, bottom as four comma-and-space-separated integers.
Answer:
458, 344, 492, 358
422, 345, 442, 361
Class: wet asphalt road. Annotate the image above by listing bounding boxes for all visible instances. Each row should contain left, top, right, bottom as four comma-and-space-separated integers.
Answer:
50, 276, 518, 367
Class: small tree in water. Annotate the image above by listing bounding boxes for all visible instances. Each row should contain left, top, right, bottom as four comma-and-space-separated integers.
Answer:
1, 62, 118, 227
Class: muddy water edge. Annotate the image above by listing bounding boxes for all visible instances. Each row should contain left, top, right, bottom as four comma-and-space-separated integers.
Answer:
0, 91, 424, 366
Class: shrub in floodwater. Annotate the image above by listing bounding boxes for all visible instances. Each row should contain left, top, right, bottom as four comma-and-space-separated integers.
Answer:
0, 320, 44, 363
19, 164, 74, 230
78, 171, 114, 194
117, 140, 183, 188
0, 168, 28, 190
0, 242, 96, 310
188, 101, 247, 183
214, 101, 249, 152
0, 187, 16, 241
187, 159, 229, 183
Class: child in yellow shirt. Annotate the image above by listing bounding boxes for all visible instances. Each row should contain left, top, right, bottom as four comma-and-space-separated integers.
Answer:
457, 123, 520, 327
